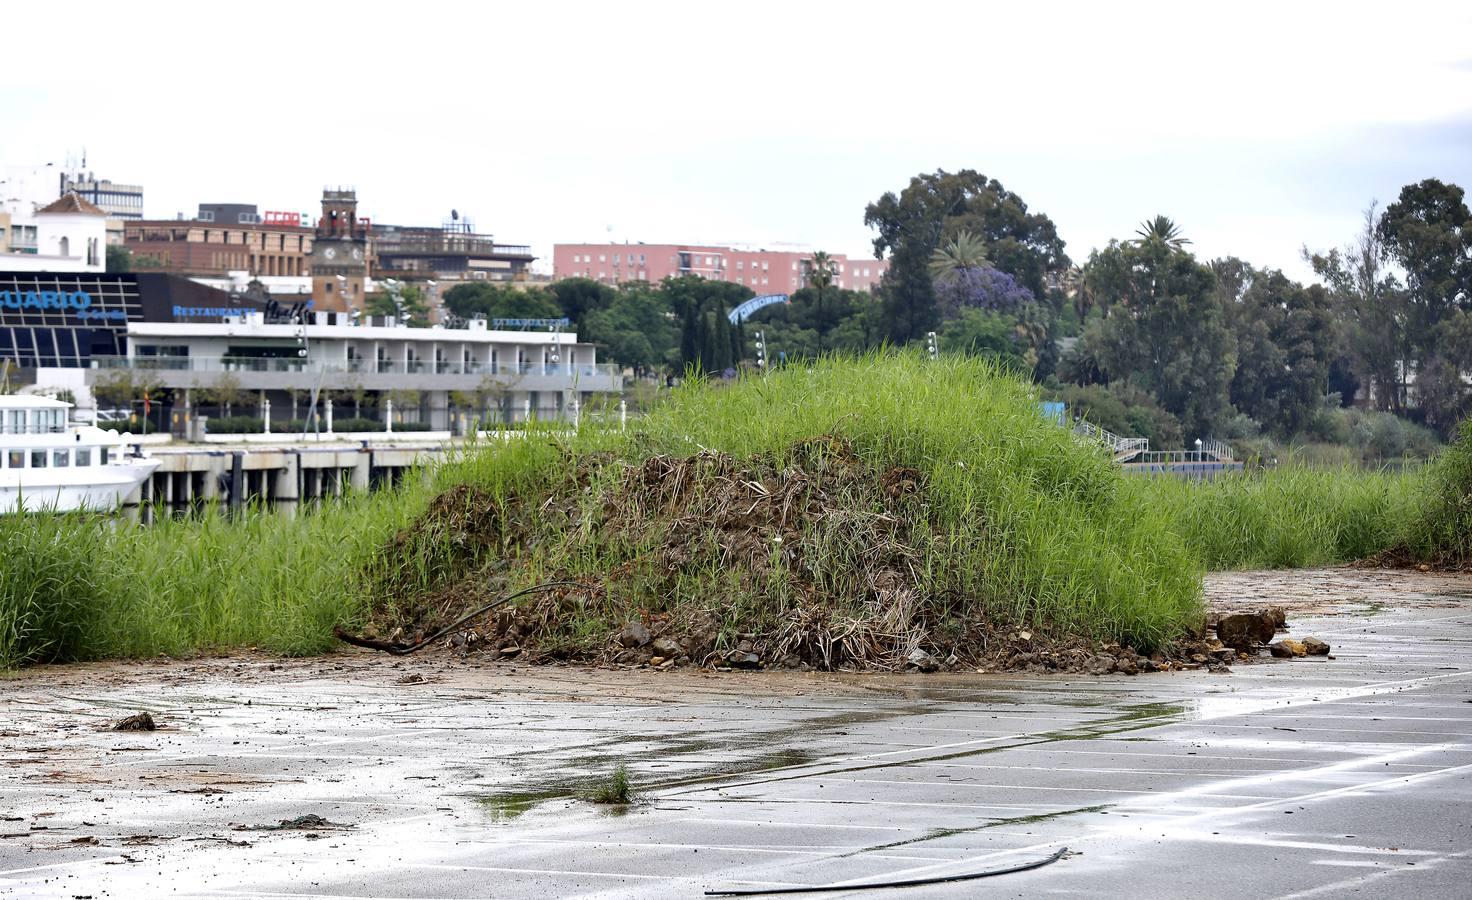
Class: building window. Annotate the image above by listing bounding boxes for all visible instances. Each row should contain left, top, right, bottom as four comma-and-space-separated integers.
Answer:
599, 254, 606, 263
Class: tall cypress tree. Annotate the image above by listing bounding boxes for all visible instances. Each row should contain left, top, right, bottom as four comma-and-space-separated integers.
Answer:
680, 302, 699, 371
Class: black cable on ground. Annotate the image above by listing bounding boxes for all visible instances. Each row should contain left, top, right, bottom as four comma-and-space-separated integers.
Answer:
333, 580, 587, 655
703, 846, 1068, 896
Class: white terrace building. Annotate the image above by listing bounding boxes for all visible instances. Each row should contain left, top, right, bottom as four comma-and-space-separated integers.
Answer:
86, 313, 620, 430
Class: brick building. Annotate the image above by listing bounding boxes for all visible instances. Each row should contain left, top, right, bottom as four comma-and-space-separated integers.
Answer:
124, 205, 314, 277
553, 243, 887, 293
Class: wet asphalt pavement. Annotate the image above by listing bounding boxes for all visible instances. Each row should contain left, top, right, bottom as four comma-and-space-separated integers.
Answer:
1, 568, 1469, 898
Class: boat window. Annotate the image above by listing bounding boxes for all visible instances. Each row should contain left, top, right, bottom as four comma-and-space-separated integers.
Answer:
76, 448, 92, 467
6, 450, 21, 469
100, 447, 110, 465
30, 450, 47, 468
53, 449, 70, 468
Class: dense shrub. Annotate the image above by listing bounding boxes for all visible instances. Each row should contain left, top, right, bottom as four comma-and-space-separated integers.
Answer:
1050, 383, 1185, 449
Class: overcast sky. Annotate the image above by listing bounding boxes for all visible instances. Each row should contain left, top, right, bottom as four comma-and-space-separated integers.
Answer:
6, 1, 1470, 277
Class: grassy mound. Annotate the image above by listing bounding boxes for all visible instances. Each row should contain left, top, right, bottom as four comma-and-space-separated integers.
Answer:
363, 354, 1204, 666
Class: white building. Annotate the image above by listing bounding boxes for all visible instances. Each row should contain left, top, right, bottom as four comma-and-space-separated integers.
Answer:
1, 192, 108, 272
87, 314, 620, 430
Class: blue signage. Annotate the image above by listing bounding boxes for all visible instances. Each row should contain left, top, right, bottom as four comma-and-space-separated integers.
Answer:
0, 289, 92, 311
727, 294, 789, 324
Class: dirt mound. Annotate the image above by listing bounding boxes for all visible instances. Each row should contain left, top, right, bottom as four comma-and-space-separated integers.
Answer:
355, 436, 1225, 674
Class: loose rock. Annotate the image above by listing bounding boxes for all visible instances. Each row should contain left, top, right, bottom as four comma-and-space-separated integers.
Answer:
906, 648, 939, 672
1216, 613, 1276, 649
651, 637, 683, 658
1301, 637, 1330, 656
617, 622, 652, 648
1268, 639, 1307, 658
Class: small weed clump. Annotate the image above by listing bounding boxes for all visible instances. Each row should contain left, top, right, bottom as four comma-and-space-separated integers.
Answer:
581, 765, 634, 805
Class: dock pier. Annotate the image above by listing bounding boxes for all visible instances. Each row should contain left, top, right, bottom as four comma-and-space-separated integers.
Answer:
124, 442, 446, 521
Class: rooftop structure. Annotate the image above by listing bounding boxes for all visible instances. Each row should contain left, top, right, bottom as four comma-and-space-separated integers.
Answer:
372, 214, 535, 284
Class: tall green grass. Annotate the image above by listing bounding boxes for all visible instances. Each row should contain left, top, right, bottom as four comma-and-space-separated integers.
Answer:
1400, 418, 1472, 564
1141, 465, 1422, 570
0, 492, 415, 668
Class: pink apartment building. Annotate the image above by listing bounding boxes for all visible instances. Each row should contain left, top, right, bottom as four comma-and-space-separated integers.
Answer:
553, 243, 888, 293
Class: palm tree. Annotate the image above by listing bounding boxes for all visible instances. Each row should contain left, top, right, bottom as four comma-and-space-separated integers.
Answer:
808, 251, 836, 351
1013, 302, 1050, 369
1132, 216, 1191, 251
928, 231, 990, 280
1062, 264, 1096, 320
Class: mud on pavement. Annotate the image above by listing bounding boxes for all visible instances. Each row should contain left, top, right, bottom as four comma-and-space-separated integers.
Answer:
2, 567, 1470, 898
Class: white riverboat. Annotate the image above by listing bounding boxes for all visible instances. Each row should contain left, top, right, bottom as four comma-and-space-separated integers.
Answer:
0, 395, 159, 513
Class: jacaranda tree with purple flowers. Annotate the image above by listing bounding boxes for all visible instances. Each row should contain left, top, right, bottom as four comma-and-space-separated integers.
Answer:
934, 266, 1035, 318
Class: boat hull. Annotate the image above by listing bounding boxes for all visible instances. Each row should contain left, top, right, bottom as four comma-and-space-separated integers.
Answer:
0, 460, 161, 514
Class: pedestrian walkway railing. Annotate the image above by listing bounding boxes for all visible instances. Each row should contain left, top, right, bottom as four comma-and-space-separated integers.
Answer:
1071, 419, 1150, 459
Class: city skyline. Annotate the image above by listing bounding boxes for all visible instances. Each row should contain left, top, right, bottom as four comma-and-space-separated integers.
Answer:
4, 1, 1471, 279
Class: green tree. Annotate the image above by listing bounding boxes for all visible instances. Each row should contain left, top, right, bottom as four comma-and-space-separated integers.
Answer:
939, 308, 1028, 372
1376, 178, 1472, 357
551, 278, 616, 331
1081, 234, 1235, 438
808, 251, 835, 351
583, 284, 679, 373
1306, 203, 1411, 412
1227, 268, 1336, 436
105, 244, 131, 273
367, 283, 430, 325
741, 287, 879, 361
442, 283, 562, 322
864, 169, 1068, 344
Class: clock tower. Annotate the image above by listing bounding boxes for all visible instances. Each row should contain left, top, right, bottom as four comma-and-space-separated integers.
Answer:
309, 188, 370, 313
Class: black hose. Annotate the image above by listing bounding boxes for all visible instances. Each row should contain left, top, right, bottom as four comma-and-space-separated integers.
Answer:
703, 846, 1068, 896
333, 580, 587, 655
